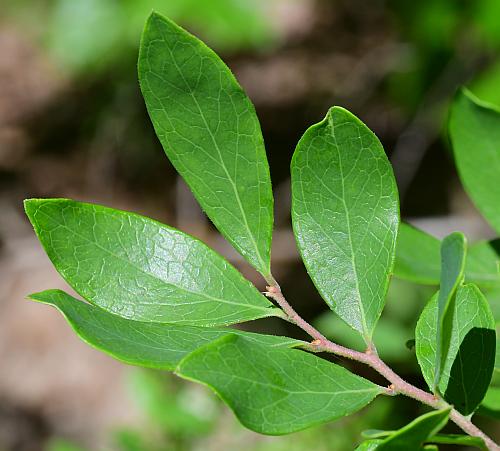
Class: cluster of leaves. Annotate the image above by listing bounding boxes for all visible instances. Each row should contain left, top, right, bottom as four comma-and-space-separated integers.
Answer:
25, 13, 498, 449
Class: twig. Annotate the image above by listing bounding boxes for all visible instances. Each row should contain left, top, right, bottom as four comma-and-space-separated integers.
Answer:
264, 275, 499, 451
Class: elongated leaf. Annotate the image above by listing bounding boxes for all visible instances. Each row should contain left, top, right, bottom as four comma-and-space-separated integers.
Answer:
428, 434, 487, 450
416, 285, 496, 414
450, 88, 500, 235
394, 223, 441, 285
291, 107, 399, 339
176, 334, 383, 434
377, 409, 450, 450
138, 12, 273, 275
24, 199, 280, 326
434, 232, 466, 390
29, 290, 300, 370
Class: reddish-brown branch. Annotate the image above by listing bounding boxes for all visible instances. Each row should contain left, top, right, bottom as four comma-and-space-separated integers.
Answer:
264, 276, 499, 451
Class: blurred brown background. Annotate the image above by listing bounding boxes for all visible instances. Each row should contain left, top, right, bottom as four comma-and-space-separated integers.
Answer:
1, 1, 499, 450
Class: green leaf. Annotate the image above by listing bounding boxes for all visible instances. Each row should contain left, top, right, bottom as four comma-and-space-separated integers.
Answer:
361, 429, 487, 450
394, 224, 500, 287
138, 12, 273, 275
24, 199, 280, 326
466, 239, 500, 286
428, 434, 487, 450
434, 232, 466, 390
355, 441, 383, 451
29, 290, 300, 370
376, 409, 450, 450
291, 106, 399, 340
450, 88, 500, 236
416, 285, 496, 414
176, 334, 383, 435
478, 386, 500, 419
394, 223, 441, 285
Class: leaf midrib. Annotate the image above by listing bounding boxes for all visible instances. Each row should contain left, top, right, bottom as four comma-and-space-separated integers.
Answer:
34, 206, 271, 314
161, 35, 267, 274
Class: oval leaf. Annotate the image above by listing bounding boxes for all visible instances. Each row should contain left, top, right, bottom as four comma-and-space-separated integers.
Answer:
416, 285, 496, 414
138, 12, 273, 275
450, 88, 500, 236
291, 106, 399, 340
24, 199, 280, 326
176, 334, 383, 435
29, 290, 300, 370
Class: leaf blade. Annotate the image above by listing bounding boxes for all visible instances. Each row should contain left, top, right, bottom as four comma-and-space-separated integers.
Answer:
138, 12, 273, 275
416, 284, 496, 414
176, 334, 383, 435
30, 289, 300, 370
291, 107, 399, 339
377, 409, 450, 450
435, 232, 467, 390
450, 88, 500, 236
24, 198, 279, 326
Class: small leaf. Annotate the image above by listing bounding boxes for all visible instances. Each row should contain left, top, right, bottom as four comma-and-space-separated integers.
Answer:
355, 441, 383, 451
30, 290, 301, 370
361, 429, 487, 450
24, 199, 280, 326
429, 434, 487, 450
394, 223, 441, 285
376, 409, 450, 450
291, 106, 399, 340
416, 285, 496, 414
450, 88, 500, 236
434, 232, 466, 390
138, 12, 273, 275
176, 334, 383, 435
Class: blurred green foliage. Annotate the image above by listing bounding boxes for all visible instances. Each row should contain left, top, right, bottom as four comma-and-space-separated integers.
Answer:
3, 0, 275, 73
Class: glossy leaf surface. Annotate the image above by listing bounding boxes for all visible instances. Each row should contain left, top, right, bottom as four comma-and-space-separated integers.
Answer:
416, 285, 496, 414
25, 199, 279, 326
450, 88, 500, 235
29, 290, 300, 371
176, 334, 383, 434
139, 12, 273, 274
291, 106, 399, 339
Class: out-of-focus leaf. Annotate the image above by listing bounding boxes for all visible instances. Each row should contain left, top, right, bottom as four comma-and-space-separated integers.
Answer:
478, 386, 500, 419
291, 106, 399, 340
176, 335, 383, 435
450, 88, 500, 235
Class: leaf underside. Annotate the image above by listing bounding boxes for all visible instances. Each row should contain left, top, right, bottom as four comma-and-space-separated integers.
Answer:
24, 199, 278, 326
139, 12, 273, 275
291, 106, 399, 339
29, 290, 301, 371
